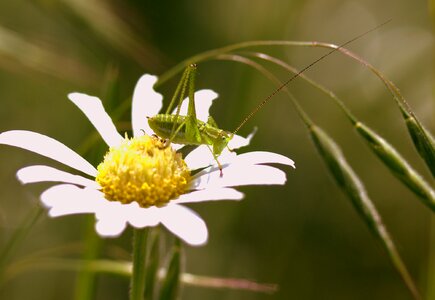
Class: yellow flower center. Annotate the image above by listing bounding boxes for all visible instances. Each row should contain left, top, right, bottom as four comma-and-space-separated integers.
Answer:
95, 135, 190, 208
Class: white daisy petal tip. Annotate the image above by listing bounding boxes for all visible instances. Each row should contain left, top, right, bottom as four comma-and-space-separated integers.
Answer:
237, 151, 296, 168
160, 205, 208, 246
228, 127, 257, 150
135, 74, 161, 97
0, 130, 98, 177
173, 188, 244, 204
67, 92, 83, 101
189, 234, 208, 247
67, 92, 101, 107
132, 74, 163, 137
95, 219, 127, 237
16, 165, 100, 188
196, 89, 218, 101
141, 74, 158, 85
194, 164, 288, 189
67, 92, 123, 148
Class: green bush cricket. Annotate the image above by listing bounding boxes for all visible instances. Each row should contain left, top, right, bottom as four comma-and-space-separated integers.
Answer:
147, 22, 389, 176
148, 64, 232, 175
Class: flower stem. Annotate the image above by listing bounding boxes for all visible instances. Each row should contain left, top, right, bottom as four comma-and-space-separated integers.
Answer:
130, 228, 149, 300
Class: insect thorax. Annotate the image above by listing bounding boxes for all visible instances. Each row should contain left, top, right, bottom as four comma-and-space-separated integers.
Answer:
148, 114, 232, 152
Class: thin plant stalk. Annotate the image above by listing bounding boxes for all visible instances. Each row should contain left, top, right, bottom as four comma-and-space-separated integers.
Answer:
130, 228, 149, 300
158, 240, 182, 300
242, 52, 435, 210
427, 215, 435, 300
215, 53, 421, 299
0, 205, 43, 284
4, 257, 277, 293
73, 217, 102, 300
155, 21, 390, 88
144, 228, 161, 300
156, 36, 434, 176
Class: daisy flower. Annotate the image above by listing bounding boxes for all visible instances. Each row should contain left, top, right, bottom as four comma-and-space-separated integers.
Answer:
0, 74, 295, 246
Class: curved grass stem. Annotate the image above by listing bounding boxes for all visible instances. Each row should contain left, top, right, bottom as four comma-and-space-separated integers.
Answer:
215, 53, 421, 300
4, 257, 277, 294
238, 52, 434, 210
156, 34, 433, 176
0, 205, 43, 285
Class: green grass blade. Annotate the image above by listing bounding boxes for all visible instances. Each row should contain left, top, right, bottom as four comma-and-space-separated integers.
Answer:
0, 24, 97, 84
158, 241, 182, 300
0, 206, 43, 284
355, 122, 435, 210
401, 109, 435, 177
309, 125, 421, 300
56, 0, 162, 69
156, 38, 435, 179
308, 44, 435, 178
243, 51, 435, 207
4, 257, 277, 293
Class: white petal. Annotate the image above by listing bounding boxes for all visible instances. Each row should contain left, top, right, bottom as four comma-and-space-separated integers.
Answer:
232, 151, 295, 168
184, 145, 237, 170
17, 165, 99, 188
93, 200, 131, 237
93, 200, 161, 233
68, 93, 123, 147
184, 145, 214, 169
39, 184, 163, 238
173, 188, 243, 204
95, 216, 127, 237
131, 74, 163, 137
228, 128, 257, 150
0, 130, 97, 177
125, 204, 161, 228
193, 164, 287, 189
160, 205, 208, 246
40, 184, 102, 217
173, 90, 218, 122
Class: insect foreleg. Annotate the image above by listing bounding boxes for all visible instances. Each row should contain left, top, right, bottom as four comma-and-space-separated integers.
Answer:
206, 144, 224, 177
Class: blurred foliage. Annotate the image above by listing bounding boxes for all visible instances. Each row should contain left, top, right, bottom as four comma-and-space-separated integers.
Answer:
0, 0, 433, 299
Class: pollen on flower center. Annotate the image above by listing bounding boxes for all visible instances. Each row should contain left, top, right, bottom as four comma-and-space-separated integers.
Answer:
95, 135, 190, 208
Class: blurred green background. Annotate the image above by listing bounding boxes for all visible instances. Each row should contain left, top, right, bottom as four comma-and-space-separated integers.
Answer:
0, 0, 433, 299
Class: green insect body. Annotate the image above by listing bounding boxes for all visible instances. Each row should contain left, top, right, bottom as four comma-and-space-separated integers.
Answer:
148, 113, 232, 156
147, 64, 233, 174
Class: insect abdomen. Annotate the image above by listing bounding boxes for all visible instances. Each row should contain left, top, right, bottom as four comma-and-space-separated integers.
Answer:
148, 114, 205, 145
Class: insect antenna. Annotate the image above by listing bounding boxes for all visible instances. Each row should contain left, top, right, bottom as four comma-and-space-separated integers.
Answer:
232, 19, 392, 136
